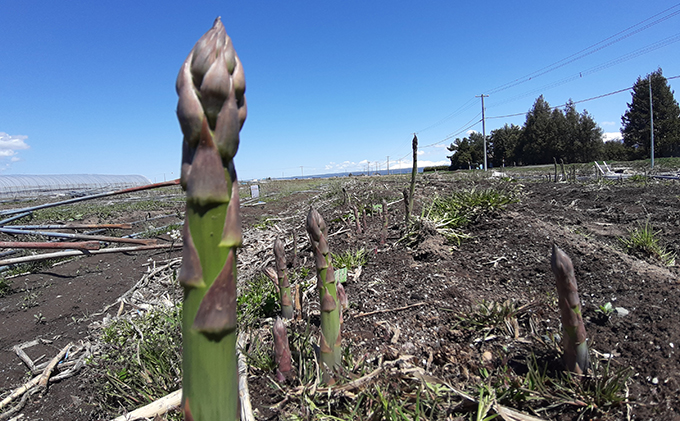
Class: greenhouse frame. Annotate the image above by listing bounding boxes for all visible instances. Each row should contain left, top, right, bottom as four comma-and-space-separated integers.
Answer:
0, 174, 152, 200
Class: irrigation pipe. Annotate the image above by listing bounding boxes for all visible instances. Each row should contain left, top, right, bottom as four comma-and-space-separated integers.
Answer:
0, 241, 100, 250
0, 243, 181, 267
0, 227, 156, 246
3, 223, 132, 230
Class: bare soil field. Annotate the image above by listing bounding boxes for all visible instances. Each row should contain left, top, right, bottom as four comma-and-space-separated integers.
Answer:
0, 171, 679, 420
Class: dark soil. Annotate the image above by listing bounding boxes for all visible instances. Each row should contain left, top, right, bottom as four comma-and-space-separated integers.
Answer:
1, 174, 679, 420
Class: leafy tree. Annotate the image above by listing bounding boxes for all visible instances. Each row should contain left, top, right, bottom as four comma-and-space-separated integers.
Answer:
447, 132, 485, 169
602, 139, 629, 161
621, 68, 680, 159
489, 124, 522, 167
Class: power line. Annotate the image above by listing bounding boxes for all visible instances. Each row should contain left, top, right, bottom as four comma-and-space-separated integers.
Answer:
415, 97, 477, 134
408, 3, 680, 141
487, 31, 680, 109
486, 2, 680, 95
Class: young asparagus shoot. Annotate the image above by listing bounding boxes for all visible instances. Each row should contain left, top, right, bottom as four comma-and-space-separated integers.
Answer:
273, 317, 293, 382
305, 207, 342, 383
551, 244, 589, 374
274, 238, 294, 319
176, 16, 247, 420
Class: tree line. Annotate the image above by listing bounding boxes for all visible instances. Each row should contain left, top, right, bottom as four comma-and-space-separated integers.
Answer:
447, 69, 680, 169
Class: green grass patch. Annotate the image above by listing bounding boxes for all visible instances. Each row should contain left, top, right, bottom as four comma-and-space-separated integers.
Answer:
619, 220, 676, 266
0, 276, 11, 297
237, 273, 279, 326
331, 248, 368, 270
90, 305, 182, 418
417, 187, 518, 245
425, 187, 519, 229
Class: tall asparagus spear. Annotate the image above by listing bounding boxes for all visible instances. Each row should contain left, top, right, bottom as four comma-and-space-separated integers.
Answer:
550, 244, 589, 374
306, 208, 342, 383
176, 17, 247, 420
274, 238, 294, 319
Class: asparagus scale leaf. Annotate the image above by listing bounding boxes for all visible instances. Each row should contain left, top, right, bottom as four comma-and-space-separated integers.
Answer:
176, 17, 247, 421
551, 244, 589, 374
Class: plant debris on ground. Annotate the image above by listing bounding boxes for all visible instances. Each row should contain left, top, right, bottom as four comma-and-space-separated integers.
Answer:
0, 167, 679, 420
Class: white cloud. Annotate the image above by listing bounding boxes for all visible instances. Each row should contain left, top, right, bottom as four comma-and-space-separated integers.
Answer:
417, 150, 425, 156
601, 121, 617, 126
603, 132, 622, 142
0, 133, 29, 165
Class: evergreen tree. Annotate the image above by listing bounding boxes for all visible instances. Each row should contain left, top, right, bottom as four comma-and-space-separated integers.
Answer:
489, 124, 522, 167
520, 95, 559, 165
447, 132, 485, 169
576, 110, 604, 162
621, 68, 680, 159
602, 139, 629, 161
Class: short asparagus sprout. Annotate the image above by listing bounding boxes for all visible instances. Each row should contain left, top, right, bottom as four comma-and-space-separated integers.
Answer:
273, 317, 293, 382
176, 17, 247, 420
306, 207, 342, 383
550, 244, 589, 374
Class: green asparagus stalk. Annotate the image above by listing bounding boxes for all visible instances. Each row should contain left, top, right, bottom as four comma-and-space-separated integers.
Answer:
306, 208, 342, 383
381, 198, 388, 245
176, 17, 247, 420
273, 316, 293, 382
352, 205, 362, 234
550, 244, 589, 374
407, 134, 418, 221
274, 238, 294, 319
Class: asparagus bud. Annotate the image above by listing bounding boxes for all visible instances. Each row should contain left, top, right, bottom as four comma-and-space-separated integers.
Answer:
306, 208, 342, 383
551, 244, 589, 374
352, 205, 362, 234
274, 238, 294, 319
176, 17, 246, 420
273, 317, 293, 382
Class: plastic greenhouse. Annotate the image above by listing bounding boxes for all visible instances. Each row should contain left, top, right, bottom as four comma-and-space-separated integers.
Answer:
0, 174, 152, 200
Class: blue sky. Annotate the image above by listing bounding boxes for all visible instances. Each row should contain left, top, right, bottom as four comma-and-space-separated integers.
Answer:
1, 1, 679, 181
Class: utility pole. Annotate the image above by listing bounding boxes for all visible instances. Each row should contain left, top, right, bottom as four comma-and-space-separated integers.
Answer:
477, 94, 489, 171
387, 156, 390, 175
367, 161, 370, 176
649, 75, 655, 168
300, 166, 303, 177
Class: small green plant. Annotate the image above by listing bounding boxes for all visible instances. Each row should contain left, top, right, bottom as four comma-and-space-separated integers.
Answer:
595, 302, 614, 317
628, 174, 648, 183
20, 284, 40, 309
619, 220, 676, 266
33, 312, 45, 324
253, 216, 277, 230
331, 248, 368, 270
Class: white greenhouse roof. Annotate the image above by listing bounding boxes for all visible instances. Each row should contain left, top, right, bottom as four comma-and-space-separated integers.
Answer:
0, 174, 152, 199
